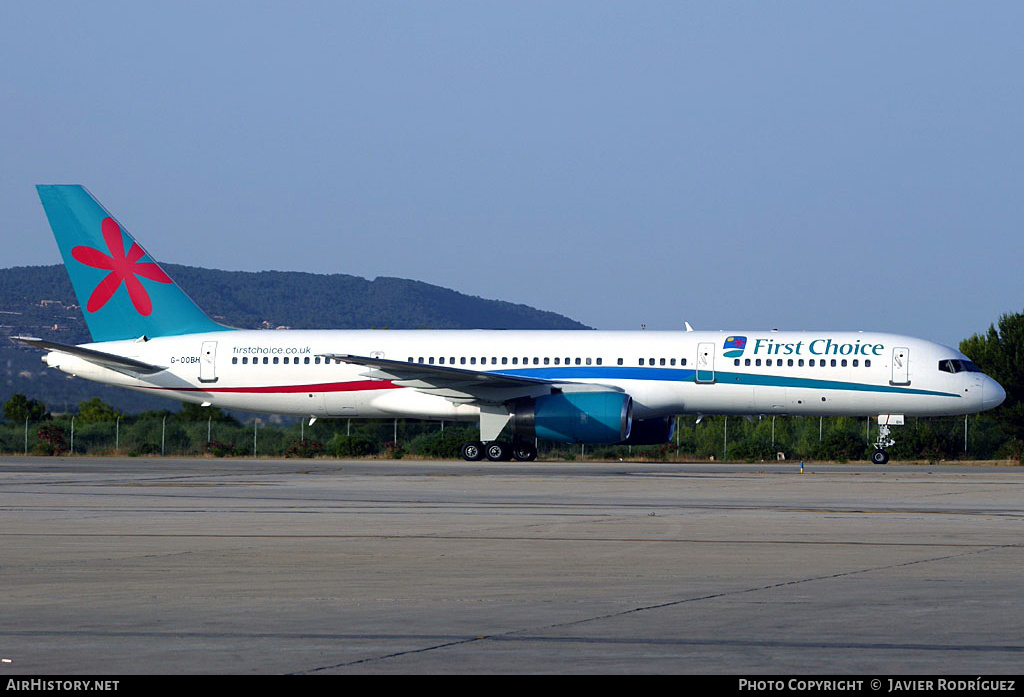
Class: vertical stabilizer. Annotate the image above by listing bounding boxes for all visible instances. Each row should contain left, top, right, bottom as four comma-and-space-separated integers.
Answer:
36, 184, 233, 342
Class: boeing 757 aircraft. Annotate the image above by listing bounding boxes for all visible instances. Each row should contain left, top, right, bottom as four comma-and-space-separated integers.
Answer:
14, 185, 1006, 463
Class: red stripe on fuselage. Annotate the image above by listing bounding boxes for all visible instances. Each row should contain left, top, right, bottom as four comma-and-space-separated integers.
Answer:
139, 380, 401, 394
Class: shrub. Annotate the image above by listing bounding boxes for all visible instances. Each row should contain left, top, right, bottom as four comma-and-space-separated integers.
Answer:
328, 434, 378, 458
284, 438, 325, 458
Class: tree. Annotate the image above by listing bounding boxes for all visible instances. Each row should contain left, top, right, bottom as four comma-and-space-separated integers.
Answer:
76, 396, 124, 423
3, 393, 47, 423
961, 311, 1024, 441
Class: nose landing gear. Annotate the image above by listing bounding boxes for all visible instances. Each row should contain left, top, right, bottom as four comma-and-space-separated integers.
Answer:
871, 415, 902, 465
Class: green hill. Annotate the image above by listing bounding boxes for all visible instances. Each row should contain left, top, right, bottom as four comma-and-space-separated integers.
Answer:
1, 264, 587, 413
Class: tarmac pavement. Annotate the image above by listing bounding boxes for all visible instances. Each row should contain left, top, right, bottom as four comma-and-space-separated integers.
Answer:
0, 456, 1021, 674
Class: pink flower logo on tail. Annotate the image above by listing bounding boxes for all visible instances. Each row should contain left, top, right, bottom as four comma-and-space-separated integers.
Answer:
71, 217, 173, 316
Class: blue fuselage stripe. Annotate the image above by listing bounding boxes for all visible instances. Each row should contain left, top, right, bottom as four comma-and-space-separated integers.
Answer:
495, 367, 958, 398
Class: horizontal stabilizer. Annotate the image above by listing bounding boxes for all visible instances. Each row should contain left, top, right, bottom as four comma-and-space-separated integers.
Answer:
11, 336, 166, 375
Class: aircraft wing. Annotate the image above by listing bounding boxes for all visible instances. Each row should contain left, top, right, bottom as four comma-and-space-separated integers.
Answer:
11, 336, 166, 376
321, 353, 620, 404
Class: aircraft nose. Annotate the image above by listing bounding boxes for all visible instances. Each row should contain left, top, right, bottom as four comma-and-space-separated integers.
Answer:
983, 378, 1006, 410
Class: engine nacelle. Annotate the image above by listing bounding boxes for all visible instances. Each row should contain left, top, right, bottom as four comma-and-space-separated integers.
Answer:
512, 391, 632, 444
619, 415, 675, 445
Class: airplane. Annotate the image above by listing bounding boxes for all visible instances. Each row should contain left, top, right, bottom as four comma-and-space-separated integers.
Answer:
13, 184, 1006, 464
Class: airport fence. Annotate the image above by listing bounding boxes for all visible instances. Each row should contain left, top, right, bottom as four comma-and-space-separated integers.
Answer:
0, 412, 1016, 462
0, 415, 475, 459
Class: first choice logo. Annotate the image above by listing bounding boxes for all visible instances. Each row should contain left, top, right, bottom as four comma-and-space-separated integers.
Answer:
723, 336, 747, 358
751, 338, 885, 357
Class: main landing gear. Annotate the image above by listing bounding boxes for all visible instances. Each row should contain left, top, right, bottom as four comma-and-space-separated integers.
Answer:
461, 440, 538, 462
461, 405, 538, 462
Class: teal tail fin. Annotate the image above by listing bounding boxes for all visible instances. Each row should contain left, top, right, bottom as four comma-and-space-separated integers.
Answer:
36, 185, 233, 342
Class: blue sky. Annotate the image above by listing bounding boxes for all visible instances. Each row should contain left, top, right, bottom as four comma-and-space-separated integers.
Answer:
3, 2, 1021, 347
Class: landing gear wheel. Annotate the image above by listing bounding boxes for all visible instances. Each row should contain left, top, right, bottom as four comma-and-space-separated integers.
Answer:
485, 440, 512, 462
511, 441, 538, 462
461, 440, 485, 461
871, 448, 890, 465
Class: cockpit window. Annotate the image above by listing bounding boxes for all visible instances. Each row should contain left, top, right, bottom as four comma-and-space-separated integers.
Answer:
938, 359, 983, 374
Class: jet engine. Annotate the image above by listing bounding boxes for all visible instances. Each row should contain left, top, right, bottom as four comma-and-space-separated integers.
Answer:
511, 391, 632, 444
619, 415, 675, 445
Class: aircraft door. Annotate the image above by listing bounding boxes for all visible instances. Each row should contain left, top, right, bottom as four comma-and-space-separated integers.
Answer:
696, 342, 715, 383
200, 341, 218, 383
891, 346, 910, 385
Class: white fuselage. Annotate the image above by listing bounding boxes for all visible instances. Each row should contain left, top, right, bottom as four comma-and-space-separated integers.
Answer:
42, 329, 1004, 420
